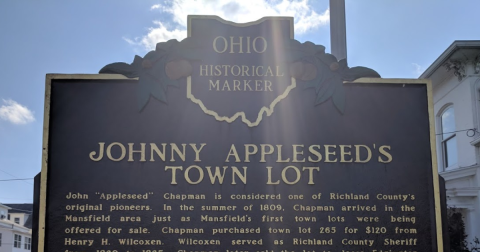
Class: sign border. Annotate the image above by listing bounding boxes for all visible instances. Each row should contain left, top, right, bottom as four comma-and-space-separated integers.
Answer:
38, 74, 132, 252
38, 75, 441, 252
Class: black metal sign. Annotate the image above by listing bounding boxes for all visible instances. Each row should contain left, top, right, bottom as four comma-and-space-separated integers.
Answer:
39, 16, 442, 252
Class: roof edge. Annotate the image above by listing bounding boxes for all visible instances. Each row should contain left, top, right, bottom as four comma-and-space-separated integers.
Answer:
0, 203, 12, 210
419, 40, 480, 79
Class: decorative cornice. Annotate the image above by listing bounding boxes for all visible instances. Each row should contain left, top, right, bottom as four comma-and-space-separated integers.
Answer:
445, 202, 475, 210
446, 187, 480, 197
470, 136, 480, 146
443, 60, 466, 81
440, 164, 478, 181
419, 40, 480, 79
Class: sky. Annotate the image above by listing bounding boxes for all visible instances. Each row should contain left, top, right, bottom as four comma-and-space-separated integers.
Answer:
0, 0, 479, 204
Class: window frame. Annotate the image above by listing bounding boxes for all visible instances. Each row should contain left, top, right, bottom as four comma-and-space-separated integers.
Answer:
439, 105, 458, 170
14, 234, 21, 248
441, 133, 457, 168
24, 237, 31, 250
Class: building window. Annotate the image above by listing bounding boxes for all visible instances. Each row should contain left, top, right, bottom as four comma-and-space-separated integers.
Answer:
441, 107, 458, 168
14, 234, 21, 248
25, 237, 31, 250
14, 217, 20, 224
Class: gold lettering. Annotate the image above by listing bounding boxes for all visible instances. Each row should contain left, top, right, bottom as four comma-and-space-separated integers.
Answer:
253, 36, 267, 53
265, 80, 273, 91
378, 145, 393, 163
244, 144, 258, 162
233, 80, 241, 91
303, 167, 320, 185
199, 65, 208, 76
106, 142, 126, 161
260, 144, 274, 162
185, 165, 204, 184
276, 145, 290, 162
165, 166, 183, 185
89, 142, 105, 161
339, 145, 352, 162
324, 145, 337, 162
209, 80, 220, 90
222, 80, 231, 91
229, 36, 243, 53
276, 65, 285, 76
255, 66, 264, 76
189, 143, 206, 162
170, 144, 186, 162
206, 166, 228, 184
255, 80, 263, 91
128, 143, 146, 162
308, 145, 322, 162
243, 80, 253, 91
213, 36, 228, 53
242, 65, 250, 76
214, 65, 222, 76
150, 143, 166, 161
355, 145, 372, 163
292, 145, 305, 162
266, 166, 280, 185
231, 166, 247, 184
231, 65, 241, 76
264, 66, 273, 76
225, 144, 241, 162
281, 166, 301, 185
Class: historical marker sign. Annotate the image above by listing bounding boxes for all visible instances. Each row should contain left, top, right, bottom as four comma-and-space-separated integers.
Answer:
39, 16, 442, 252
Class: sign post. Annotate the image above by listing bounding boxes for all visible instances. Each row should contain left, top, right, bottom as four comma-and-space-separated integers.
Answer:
39, 16, 442, 252
329, 0, 347, 60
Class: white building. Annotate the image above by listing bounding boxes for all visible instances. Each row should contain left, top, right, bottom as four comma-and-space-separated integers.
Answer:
0, 203, 32, 252
420, 40, 480, 242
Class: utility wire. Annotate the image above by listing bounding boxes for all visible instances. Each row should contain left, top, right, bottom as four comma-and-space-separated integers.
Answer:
0, 169, 33, 185
436, 128, 479, 137
0, 178, 33, 181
